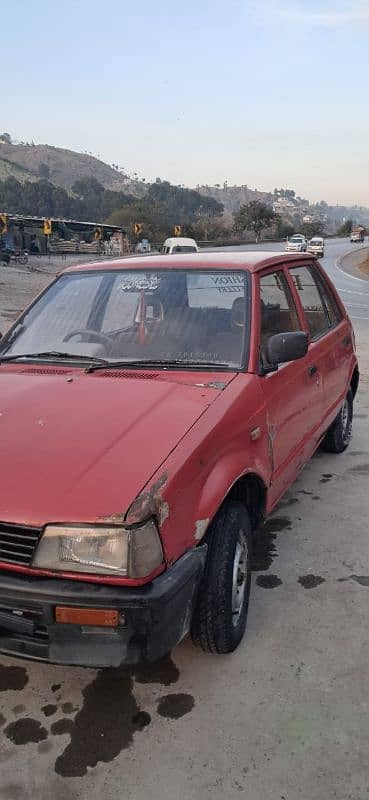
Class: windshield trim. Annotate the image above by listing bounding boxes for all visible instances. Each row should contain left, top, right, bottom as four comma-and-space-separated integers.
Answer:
0, 267, 251, 372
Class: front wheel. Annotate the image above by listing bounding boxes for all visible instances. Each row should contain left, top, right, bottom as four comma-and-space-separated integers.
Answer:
191, 500, 252, 654
320, 388, 353, 453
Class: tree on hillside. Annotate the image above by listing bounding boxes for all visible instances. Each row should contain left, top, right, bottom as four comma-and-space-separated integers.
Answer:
0, 132, 12, 144
234, 201, 276, 242
72, 177, 133, 221
187, 217, 232, 243
38, 163, 50, 180
145, 180, 223, 225
300, 221, 325, 239
337, 219, 353, 237
275, 216, 295, 240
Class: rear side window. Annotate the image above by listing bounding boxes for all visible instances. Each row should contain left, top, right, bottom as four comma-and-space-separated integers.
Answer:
315, 270, 342, 327
260, 271, 300, 347
290, 266, 330, 339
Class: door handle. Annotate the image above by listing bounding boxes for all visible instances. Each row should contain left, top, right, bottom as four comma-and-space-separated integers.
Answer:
308, 365, 318, 377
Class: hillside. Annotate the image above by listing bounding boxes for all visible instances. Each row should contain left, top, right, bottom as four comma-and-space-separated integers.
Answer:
196, 184, 273, 215
0, 141, 145, 196
0, 155, 37, 184
1, 136, 369, 228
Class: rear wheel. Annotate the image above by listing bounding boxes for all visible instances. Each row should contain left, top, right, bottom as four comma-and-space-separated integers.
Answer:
320, 388, 353, 453
191, 500, 252, 654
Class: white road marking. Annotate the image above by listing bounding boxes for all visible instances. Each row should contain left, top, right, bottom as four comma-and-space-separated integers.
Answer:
339, 288, 369, 296
345, 302, 369, 309
335, 259, 369, 284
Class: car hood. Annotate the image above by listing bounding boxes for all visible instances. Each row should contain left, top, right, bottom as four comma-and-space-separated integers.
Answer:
0, 368, 228, 527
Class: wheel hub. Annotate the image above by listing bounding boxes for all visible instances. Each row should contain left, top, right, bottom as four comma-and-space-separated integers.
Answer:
341, 397, 352, 443
232, 530, 248, 627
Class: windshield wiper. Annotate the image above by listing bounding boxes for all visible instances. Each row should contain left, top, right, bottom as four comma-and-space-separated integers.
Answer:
86, 358, 231, 373
0, 351, 110, 365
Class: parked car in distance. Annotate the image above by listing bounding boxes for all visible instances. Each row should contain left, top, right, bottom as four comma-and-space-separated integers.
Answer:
286, 234, 307, 253
307, 237, 324, 257
162, 236, 198, 254
0, 252, 358, 668
135, 239, 151, 254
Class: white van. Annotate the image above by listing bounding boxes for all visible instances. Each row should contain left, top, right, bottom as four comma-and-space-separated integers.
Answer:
307, 237, 324, 257
162, 237, 198, 254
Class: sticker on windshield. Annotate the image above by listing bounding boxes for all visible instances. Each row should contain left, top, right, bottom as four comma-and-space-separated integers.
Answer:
118, 275, 159, 292
187, 273, 244, 308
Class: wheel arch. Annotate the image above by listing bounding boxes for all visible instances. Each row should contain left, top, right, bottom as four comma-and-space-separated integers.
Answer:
350, 365, 359, 399
198, 469, 267, 544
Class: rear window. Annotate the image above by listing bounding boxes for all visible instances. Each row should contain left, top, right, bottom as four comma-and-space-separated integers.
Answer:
290, 265, 330, 339
260, 270, 300, 348
314, 269, 342, 327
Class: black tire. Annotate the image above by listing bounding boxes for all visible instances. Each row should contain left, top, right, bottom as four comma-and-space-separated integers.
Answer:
191, 500, 252, 654
320, 388, 353, 453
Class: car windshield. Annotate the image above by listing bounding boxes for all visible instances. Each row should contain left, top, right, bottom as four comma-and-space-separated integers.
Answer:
290, 236, 303, 243
0, 268, 249, 369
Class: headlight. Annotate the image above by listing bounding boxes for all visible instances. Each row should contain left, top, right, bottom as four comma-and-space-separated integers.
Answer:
32, 520, 164, 578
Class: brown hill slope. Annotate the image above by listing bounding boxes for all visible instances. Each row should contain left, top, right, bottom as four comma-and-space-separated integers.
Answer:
0, 141, 141, 193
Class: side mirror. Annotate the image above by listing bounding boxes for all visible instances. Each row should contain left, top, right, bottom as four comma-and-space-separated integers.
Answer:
263, 331, 308, 372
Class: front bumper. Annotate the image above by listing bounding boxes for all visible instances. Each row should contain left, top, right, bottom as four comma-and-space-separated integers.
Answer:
0, 547, 207, 667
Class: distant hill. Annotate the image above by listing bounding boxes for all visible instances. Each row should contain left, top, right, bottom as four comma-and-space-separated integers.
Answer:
0, 140, 145, 196
0, 154, 37, 184
1, 136, 369, 228
195, 184, 273, 216
196, 183, 369, 227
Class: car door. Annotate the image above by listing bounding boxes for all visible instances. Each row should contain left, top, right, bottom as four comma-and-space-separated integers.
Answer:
257, 266, 323, 508
289, 262, 352, 429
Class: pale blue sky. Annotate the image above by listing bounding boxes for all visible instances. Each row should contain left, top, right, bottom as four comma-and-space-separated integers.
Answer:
4, 0, 369, 204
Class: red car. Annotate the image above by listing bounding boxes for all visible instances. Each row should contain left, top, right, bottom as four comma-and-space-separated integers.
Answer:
0, 252, 358, 667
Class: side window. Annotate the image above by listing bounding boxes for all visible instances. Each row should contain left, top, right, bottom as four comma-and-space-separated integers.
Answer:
290, 266, 330, 339
260, 271, 300, 348
315, 270, 343, 327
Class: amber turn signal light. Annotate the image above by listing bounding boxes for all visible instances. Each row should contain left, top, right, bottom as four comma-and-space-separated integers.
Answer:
55, 607, 119, 627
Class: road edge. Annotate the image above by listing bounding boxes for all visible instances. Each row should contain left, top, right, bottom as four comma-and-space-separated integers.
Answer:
336, 245, 369, 284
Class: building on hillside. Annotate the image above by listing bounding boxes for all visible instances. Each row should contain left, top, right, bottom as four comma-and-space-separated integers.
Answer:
272, 198, 297, 215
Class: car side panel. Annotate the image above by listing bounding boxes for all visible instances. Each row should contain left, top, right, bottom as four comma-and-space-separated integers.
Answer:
259, 357, 323, 510
125, 375, 271, 563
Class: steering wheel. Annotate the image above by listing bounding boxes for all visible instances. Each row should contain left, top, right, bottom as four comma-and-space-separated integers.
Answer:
63, 329, 112, 348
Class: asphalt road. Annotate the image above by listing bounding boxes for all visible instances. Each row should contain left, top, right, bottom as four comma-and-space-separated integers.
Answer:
1, 240, 369, 800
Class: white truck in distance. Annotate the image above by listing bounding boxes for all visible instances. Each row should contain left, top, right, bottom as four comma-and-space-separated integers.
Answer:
350, 227, 365, 243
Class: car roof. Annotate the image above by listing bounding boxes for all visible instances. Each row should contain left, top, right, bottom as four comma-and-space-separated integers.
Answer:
62, 251, 313, 276
163, 237, 197, 246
